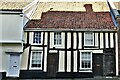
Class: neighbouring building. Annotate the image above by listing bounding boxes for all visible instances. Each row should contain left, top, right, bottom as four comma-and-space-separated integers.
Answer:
0, 0, 38, 78
17, 1, 119, 79
108, 0, 120, 76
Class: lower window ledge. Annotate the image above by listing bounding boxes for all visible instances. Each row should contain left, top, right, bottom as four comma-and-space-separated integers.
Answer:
79, 70, 92, 72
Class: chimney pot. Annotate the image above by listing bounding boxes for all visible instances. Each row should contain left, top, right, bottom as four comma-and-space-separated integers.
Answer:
84, 4, 93, 12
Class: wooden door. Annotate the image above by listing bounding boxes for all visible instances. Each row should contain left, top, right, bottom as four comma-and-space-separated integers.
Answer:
47, 53, 58, 77
93, 54, 103, 76
104, 49, 116, 76
103, 49, 115, 76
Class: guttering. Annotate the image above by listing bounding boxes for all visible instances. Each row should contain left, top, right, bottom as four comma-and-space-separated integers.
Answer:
0, 41, 23, 43
0, 9, 22, 14
25, 28, 118, 32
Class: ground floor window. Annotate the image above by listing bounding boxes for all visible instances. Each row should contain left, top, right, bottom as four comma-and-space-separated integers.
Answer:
80, 52, 92, 71
29, 50, 43, 70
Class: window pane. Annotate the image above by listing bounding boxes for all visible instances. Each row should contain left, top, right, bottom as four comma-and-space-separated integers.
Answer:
54, 32, 62, 45
33, 32, 41, 44
85, 32, 93, 46
81, 52, 91, 69
31, 51, 42, 68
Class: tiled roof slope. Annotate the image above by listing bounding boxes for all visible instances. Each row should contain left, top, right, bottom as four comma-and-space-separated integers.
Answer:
31, 2, 110, 19
0, 0, 32, 10
26, 11, 116, 30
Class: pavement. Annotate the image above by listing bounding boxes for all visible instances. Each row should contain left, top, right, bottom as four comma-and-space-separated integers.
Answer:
2, 77, 120, 80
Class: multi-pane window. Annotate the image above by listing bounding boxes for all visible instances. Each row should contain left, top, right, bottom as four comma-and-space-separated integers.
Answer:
80, 52, 92, 70
33, 32, 41, 44
84, 32, 94, 46
54, 32, 62, 45
30, 51, 42, 69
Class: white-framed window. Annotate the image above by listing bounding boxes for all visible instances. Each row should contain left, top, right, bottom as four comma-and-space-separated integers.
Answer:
54, 32, 62, 46
80, 52, 92, 71
84, 32, 94, 46
29, 51, 43, 70
33, 32, 42, 44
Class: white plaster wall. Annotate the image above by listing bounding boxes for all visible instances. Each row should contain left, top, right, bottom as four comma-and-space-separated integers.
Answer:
0, 14, 23, 42
58, 51, 65, 72
31, 46, 43, 50
50, 32, 53, 48
0, 46, 8, 72
105, 33, 109, 48
110, 33, 114, 48
67, 33, 71, 49
23, 32, 27, 43
44, 47, 47, 72
44, 32, 48, 45
20, 47, 29, 70
0, 44, 22, 72
100, 33, 104, 48
95, 33, 98, 46
115, 33, 118, 76
73, 51, 77, 72
73, 32, 77, 49
67, 51, 71, 72
29, 32, 33, 44
78, 32, 82, 49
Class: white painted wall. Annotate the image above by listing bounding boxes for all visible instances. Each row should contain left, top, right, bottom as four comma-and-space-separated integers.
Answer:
67, 51, 71, 72
73, 51, 77, 72
0, 43, 22, 72
78, 32, 82, 49
105, 33, 109, 48
58, 51, 65, 72
0, 14, 23, 42
73, 32, 77, 49
110, 33, 114, 48
100, 33, 104, 48
67, 33, 71, 49
20, 47, 29, 70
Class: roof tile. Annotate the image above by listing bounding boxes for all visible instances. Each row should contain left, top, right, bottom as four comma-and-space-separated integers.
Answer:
26, 11, 116, 30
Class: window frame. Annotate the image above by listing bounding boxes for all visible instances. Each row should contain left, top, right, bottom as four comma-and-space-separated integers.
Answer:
84, 32, 94, 46
32, 32, 43, 45
53, 32, 62, 46
29, 50, 43, 70
80, 51, 92, 71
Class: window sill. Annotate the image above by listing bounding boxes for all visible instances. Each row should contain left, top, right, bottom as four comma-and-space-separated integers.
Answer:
31, 43, 42, 45
84, 46, 98, 48
29, 68, 42, 70
53, 45, 63, 48
79, 70, 92, 72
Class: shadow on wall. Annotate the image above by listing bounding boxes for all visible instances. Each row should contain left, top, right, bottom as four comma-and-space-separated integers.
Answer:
0, 73, 2, 80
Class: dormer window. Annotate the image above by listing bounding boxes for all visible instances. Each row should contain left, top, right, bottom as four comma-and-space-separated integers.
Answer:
84, 32, 94, 46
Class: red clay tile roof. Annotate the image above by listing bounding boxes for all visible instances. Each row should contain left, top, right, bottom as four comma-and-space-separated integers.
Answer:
26, 11, 116, 30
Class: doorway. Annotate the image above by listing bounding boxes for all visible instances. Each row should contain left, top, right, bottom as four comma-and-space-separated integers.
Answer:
47, 53, 58, 77
93, 54, 103, 76
6, 54, 20, 77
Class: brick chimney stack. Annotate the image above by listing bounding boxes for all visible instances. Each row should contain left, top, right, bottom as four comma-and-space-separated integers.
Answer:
84, 4, 93, 12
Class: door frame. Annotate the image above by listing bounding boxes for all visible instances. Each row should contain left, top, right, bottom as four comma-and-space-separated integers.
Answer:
6, 52, 21, 77
93, 54, 103, 76
47, 53, 58, 77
